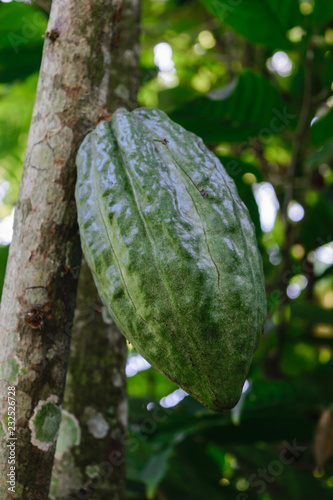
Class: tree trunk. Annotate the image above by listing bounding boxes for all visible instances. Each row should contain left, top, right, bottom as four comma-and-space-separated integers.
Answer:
49, 263, 128, 500
0, 0, 140, 498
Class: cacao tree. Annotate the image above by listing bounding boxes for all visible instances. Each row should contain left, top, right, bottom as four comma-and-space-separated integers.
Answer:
0, 0, 140, 498
0, 0, 333, 499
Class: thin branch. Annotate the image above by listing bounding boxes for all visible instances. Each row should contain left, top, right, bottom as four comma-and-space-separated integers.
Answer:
265, 47, 314, 377
282, 48, 313, 221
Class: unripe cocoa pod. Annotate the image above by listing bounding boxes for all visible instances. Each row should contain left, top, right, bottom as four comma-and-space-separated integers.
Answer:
75, 107, 266, 411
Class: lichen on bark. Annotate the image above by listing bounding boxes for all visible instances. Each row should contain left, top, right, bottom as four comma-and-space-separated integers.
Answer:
50, 263, 128, 500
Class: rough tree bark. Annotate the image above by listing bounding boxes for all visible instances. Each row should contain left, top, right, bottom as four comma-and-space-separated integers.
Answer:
0, 0, 140, 498
49, 263, 128, 500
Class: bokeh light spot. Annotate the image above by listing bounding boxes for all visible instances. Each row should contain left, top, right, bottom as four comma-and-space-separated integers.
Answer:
154, 42, 174, 72
267, 51, 293, 77
287, 26, 305, 43
290, 244, 305, 260
288, 201, 305, 222
325, 29, 333, 44
252, 182, 279, 232
318, 347, 332, 364
299, 0, 314, 15
198, 30, 216, 49
160, 388, 188, 408
126, 354, 151, 377
242, 172, 257, 184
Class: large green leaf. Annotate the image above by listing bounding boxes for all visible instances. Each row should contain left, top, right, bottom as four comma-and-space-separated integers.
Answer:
0, 2, 47, 83
169, 71, 288, 143
200, 0, 301, 50
312, 0, 333, 27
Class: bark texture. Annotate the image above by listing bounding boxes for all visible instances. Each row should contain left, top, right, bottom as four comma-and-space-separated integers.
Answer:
0, 0, 140, 498
50, 263, 128, 500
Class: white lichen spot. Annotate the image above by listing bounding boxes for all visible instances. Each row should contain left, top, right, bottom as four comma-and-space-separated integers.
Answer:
45, 114, 62, 135
29, 395, 61, 451
99, 43, 112, 106
46, 347, 57, 360
52, 88, 67, 113
24, 286, 48, 306
30, 142, 54, 170
30, 350, 45, 365
55, 410, 81, 459
114, 83, 130, 101
117, 399, 128, 429
85, 407, 110, 439
112, 369, 122, 388
85, 464, 100, 479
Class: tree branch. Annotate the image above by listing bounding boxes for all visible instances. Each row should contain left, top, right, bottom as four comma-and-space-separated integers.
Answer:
282, 48, 313, 221
266, 47, 314, 377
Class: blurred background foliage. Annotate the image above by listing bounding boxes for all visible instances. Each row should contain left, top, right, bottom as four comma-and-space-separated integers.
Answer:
1, 0, 333, 498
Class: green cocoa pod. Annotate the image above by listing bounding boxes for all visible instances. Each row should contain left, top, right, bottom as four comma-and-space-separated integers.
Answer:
75, 107, 266, 412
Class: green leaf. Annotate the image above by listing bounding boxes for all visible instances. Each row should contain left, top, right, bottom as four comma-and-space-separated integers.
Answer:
161, 439, 233, 500
158, 85, 197, 113
0, 2, 47, 83
300, 186, 333, 251
140, 66, 158, 87
306, 141, 333, 168
169, 71, 288, 143
141, 448, 173, 498
290, 302, 333, 325
242, 379, 319, 412
312, 0, 333, 27
126, 412, 183, 498
200, 0, 301, 50
281, 342, 318, 377
323, 51, 333, 87
0, 45, 43, 84
127, 366, 178, 400
217, 155, 262, 236
0, 73, 38, 206
227, 444, 333, 500
0, 245, 9, 301
312, 108, 333, 146
217, 155, 264, 182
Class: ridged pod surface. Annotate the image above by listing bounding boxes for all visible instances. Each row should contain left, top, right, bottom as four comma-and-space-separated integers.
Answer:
75, 107, 266, 411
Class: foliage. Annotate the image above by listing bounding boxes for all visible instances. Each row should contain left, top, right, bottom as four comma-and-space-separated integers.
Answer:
0, 0, 333, 498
